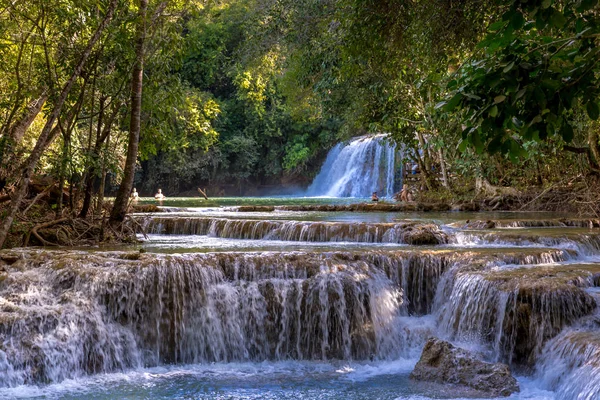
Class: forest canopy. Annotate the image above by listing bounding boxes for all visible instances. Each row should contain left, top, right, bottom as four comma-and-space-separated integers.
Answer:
0, 0, 599, 247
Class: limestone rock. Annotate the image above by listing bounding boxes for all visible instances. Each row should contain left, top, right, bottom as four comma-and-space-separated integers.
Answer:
401, 223, 448, 245
410, 338, 519, 397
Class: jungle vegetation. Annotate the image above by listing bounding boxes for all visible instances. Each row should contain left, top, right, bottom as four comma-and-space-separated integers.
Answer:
0, 0, 598, 247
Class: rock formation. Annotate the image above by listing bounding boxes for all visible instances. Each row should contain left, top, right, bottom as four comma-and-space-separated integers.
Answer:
410, 338, 519, 397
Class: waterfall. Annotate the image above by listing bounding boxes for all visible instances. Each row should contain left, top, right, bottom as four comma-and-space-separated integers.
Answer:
140, 217, 448, 245
535, 322, 600, 399
307, 134, 398, 198
435, 266, 597, 366
3, 209, 600, 399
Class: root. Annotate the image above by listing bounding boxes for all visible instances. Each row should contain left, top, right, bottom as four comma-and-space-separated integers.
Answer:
26, 218, 69, 247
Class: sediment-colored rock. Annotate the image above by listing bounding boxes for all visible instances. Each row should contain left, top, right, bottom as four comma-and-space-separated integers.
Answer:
410, 338, 519, 397
234, 205, 276, 212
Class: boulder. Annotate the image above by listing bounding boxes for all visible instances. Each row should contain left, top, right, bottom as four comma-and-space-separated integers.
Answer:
401, 224, 447, 245
410, 338, 519, 397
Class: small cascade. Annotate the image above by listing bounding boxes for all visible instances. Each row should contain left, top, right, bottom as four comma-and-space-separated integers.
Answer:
0, 250, 454, 386
306, 134, 398, 197
451, 230, 600, 256
452, 219, 600, 229
435, 265, 598, 366
141, 217, 447, 245
535, 320, 600, 400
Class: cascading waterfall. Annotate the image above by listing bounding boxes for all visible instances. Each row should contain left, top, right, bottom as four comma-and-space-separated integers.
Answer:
535, 320, 600, 398
141, 217, 447, 245
0, 247, 576, 387
306, 134, 399, 197
0, 250, 456, 386
435, 265, 598, 366
3, 209, 600, 399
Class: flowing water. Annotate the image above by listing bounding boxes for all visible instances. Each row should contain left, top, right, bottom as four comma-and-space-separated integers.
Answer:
2, 202, 600, 399
306, 135, 399, 198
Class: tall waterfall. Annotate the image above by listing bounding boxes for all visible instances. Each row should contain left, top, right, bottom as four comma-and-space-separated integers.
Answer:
307, 134, 398, 198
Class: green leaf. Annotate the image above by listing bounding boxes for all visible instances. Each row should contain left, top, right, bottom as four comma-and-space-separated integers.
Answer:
458, 139, 468, 152
560, 124, 574, 142
549, 10, 567, 28
534, 87, 546, 108
577, 0, 599, 12
489, 105, 499, 117
587, 101, 600, 120
510, 12, 525, 30
444, 93, 462, 112
541, 0, 552, 8
488, 136, 503, 153
515, 88, 527, 100
494, 95, 506, 104
471, 131, 484, 154
503, 61, 515, 73
489, 21, 506, 32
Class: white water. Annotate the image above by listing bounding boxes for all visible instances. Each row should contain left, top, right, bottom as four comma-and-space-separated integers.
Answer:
0, 359, 558, 400
307, 134, 398, 198
4, 210, 600, 399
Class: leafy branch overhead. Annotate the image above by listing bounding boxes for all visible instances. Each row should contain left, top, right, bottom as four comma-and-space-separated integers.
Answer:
439, 0, 600, 161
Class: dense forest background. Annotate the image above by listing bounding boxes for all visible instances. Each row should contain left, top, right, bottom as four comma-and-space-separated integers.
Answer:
0, 0, 598, 245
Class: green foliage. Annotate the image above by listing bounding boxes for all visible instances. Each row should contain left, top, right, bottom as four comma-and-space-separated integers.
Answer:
443, 0, 600, 160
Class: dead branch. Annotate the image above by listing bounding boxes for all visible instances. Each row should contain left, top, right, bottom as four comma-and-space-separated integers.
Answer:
197, 187, 208, 200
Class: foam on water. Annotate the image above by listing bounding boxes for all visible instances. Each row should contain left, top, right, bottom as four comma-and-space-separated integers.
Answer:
0, 360, 559, 400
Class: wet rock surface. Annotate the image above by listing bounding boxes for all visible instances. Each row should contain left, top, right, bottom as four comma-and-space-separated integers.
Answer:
274, 202, 451, 212
410, 338, 519, 397
452, 218, 600, 229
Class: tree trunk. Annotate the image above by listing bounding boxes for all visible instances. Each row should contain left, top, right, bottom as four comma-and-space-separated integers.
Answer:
80, 99, 120, 218
588, 126, 600, 169
415, 131, 436, 190
79, 97, 104, 218
110, 0, 148, 223
7, 93, 49, 144
438, 148, 450, 189
0, 0, 118, 249
96, 131, 111, 217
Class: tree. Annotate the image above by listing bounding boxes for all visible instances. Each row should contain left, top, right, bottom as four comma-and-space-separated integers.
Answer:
110, 0, 148, 223
0, 0, 119, 248
442, 0, 600, 165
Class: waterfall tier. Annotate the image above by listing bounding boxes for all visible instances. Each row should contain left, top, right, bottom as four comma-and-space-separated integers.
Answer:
307, 135, 398, 198
535, 320, 600, 399
0, 247, 573, 386
436, 264, 599, 366
141, 217, 447, 245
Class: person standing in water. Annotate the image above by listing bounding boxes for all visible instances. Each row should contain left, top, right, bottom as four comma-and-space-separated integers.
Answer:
154, 188, 166, 200
371, 192, 379, 202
